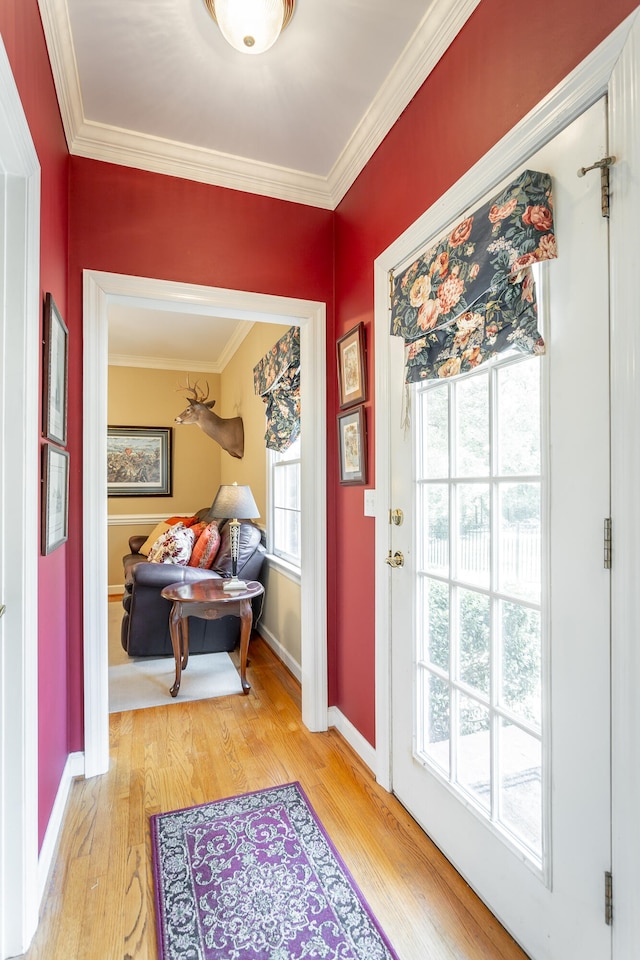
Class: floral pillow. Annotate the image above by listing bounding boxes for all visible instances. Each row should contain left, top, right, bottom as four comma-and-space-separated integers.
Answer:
188, 521, 221, 569
147, 523, 195, 565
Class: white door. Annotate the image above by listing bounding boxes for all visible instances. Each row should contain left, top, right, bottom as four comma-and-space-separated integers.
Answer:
389, 99, 611, 960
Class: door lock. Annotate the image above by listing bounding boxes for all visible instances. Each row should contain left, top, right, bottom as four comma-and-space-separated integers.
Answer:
385, 550, 405, 568
390, 508, 404, 526
0, 604, 5, 619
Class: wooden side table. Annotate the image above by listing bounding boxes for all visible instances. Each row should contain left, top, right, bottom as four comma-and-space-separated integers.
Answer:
160, 579, 264, 697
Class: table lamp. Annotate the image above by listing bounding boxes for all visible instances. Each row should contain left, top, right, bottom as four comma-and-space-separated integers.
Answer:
208, 482, 260, 592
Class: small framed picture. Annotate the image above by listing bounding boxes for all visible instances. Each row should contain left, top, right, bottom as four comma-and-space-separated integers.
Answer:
337, 405, 367, 485
42, 443, 70, 555
337, 322, 367, 409
107, 426, 173, 497
42, 293, 68, 446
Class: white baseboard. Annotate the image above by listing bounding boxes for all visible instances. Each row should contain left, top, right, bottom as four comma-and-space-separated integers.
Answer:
37, 751, 85, 902
258, 623, 302, 683
327, 707, 377, 776
108, 584, 124, 595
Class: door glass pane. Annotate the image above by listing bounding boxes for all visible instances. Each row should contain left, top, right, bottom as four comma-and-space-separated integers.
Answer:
498, 482, 541, 601
456, 484, 490, 587
421, 578, 449, 671
457, 694, 490, 811
497, 360, 541, 475
421, 384, 449, 479
422, 483, 449, 576
456, 373, 489, 477
421, 670, 450, 776
499, 720, 542, 858
459, 588, 490, 695
500, 601, 541, 727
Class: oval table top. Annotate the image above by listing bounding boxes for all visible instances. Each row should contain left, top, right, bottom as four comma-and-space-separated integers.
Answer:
160, 578, 263, 605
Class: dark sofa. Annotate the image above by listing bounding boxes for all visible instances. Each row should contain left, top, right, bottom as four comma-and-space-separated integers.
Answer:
121, 517, 266, 657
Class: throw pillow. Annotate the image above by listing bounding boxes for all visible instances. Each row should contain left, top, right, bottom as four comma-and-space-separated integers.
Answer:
138, 521, 171, 557
148, 523, 195, 565
165, 515, 200, 527
188, 521, 221, 569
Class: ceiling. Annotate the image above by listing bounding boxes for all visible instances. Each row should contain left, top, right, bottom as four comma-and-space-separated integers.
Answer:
39, 0, 479, 367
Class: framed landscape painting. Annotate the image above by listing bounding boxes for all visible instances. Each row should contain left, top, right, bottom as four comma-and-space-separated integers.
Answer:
107, 426, 173, 497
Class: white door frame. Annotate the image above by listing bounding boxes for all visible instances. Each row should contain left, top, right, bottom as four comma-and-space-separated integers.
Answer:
0, 36, 41, 960
82, 270, 328, 778
374, 10, 639, 959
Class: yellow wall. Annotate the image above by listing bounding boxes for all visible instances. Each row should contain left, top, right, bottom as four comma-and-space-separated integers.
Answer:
218, 320, 302, 673
218, 321, 292, 521
260, 565, 302, 669
107, 365, 223, 583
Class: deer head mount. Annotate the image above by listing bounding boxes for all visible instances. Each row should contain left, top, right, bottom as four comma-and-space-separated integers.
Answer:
175, 379, 244, 460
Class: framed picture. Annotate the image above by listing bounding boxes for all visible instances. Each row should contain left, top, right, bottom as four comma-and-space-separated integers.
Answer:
337, 322, 367, 409
337, 405, 367, 485
42, 443, 70, 555
107, 426, 173, 497
42, 292, 68, 446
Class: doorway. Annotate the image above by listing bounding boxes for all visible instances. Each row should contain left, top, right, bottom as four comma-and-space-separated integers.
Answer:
82, 271, 328, 777
0, 36, 41, 960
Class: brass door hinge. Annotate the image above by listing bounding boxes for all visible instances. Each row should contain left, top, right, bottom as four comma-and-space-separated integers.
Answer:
604, 518, 612, 569
577, 156, 616, 217
605, 871, 613, 926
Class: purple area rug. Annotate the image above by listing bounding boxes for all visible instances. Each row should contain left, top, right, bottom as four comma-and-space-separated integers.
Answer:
151, 781, 400, 960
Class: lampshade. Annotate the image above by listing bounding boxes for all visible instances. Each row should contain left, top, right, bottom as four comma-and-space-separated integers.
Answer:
203, 0, 295, 55
209, 483, 259, 520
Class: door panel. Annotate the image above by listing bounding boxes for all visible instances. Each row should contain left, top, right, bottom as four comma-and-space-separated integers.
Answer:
390, 99, 611, 960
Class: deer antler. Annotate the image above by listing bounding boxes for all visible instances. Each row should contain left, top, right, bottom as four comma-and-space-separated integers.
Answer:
177, 376, 210, 404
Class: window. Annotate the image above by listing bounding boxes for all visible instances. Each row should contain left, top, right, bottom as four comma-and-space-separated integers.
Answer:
415, 354, 544, 865
268, 436, 301, 567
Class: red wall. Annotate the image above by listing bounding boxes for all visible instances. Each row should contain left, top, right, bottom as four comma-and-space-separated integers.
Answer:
0, 3, 70, 846
332, 0, 638, 742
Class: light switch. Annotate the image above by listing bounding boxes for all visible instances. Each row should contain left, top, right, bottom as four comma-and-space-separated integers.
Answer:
364, 489, 376, 517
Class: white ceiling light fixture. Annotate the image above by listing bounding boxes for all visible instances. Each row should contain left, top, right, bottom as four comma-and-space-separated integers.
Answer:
203, 0, 296, 56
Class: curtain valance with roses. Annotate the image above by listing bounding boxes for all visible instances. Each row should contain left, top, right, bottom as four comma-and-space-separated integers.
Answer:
253, 325, 300, 452
390, 169, 557, 382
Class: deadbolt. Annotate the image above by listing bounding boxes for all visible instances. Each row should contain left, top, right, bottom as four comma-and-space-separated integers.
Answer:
390, 508, 404, 526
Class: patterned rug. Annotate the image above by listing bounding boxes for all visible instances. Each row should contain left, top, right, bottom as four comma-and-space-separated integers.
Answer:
151, 782, 400, 960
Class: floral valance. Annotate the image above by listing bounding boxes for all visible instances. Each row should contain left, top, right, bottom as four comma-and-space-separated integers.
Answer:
253, 325, 300, 452
390, 169, 557, 381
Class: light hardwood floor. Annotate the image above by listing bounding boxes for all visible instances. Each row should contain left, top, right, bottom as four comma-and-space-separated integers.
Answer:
26, 636, 529, 960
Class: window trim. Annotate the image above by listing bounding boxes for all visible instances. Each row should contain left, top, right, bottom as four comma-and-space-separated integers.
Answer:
267, 441, 301, 569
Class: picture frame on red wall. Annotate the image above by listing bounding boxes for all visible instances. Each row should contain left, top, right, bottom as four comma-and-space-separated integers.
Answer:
337, 405, 367, 485
42, 292, 68, 447
41, 442, 69, 555
337, 322, 367, 409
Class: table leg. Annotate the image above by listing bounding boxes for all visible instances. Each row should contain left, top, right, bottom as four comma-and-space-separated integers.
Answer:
238, 599, 252, 695
169, 602, 183, 698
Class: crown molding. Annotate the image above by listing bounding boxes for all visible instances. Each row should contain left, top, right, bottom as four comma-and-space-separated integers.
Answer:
327, 0, 482, 207
108, 353, 221, 372
70, 118, 335, 208
38, 0, 480, 210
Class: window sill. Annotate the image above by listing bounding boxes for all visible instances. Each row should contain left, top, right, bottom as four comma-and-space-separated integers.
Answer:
265, 553, 301, 585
